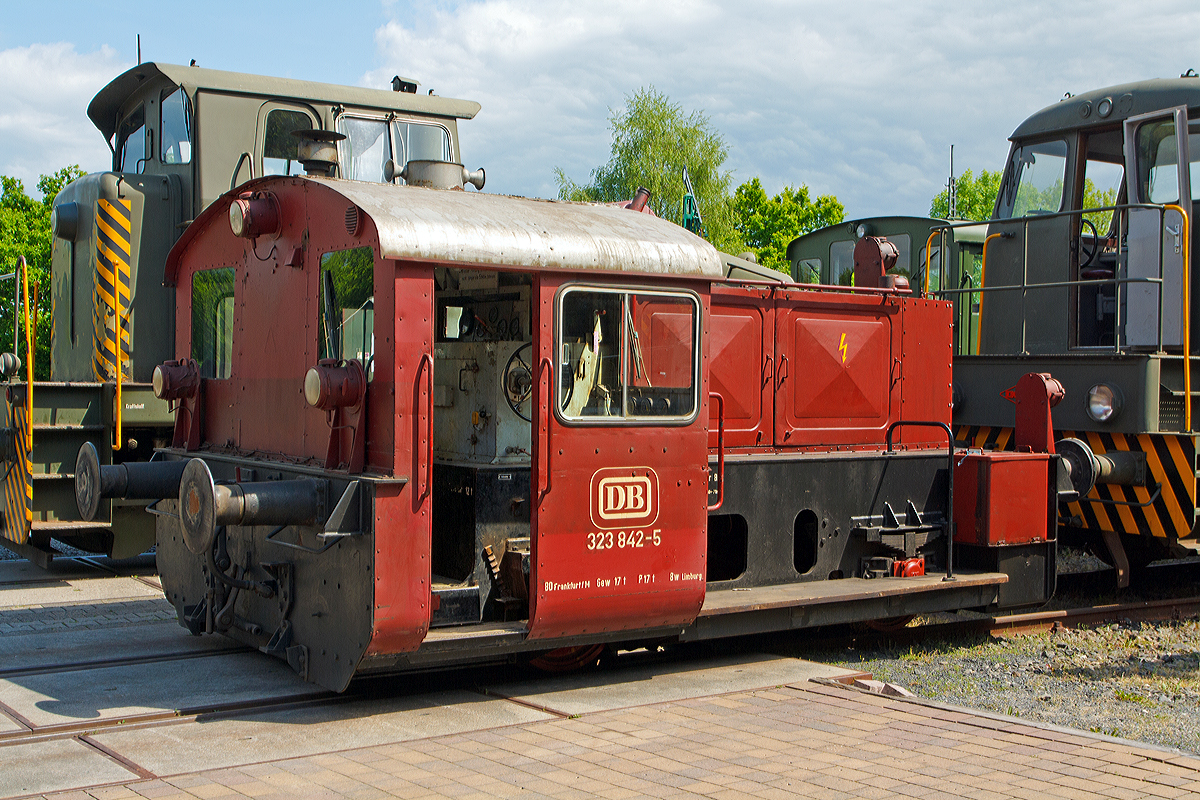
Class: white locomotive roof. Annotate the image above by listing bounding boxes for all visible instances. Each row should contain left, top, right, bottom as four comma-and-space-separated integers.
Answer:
167, 176, 726, 282
324, 178, 725, 278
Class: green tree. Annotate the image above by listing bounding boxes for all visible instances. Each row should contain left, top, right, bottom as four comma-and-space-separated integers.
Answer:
929, 168, 1002, 221
731, 178, 844, 274
555, 87, 744, 253
0, 166, 85, 378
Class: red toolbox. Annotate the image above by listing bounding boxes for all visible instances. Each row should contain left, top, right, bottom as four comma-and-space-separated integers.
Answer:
953, 451, 1052, 545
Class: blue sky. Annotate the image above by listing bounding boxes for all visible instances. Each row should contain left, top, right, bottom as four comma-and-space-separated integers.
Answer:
3, 1, 1199, 219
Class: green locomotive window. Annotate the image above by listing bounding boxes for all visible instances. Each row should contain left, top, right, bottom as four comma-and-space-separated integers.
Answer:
829, 240, 854, 285
394, 120, 453, 165
339, 117, 391, 182
263, 109, 313, 176
319, 248, 375, 369
117, 105, 146, 174
160, 87, 192, 165
556, 287, 698, 423
998, 139, 1068, 219
192, 268, 235, 379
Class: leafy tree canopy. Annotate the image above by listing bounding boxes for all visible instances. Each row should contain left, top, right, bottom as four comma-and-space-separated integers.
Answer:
555, 87, 744, 253
0, 166, 86, 377
731, 178, 844, 273
929, 168, 1002, 222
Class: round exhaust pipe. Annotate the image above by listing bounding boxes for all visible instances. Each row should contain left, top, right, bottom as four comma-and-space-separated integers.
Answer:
393, 160, 485, 190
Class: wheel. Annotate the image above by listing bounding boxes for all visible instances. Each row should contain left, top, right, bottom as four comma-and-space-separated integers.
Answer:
503, 342, 534, 422
1078, 218, 1099, 268
528, 644, 607, 672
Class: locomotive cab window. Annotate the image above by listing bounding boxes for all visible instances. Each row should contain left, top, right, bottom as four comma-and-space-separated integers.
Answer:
262, 109, 313, 176
191, 267, 235, 379
319, 247, 375, 370
160, 87, 192, 165
394, 120, 453, 165
338, 117, 391, 183
556, 287, 698, 423
117, 105, 147, 174
997, 139, 1068, 218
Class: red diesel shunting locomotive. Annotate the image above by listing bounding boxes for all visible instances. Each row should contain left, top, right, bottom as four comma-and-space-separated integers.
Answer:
73, 155, 1064, 691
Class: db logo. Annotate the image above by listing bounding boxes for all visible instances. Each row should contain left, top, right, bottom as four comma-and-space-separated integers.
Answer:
590, 467, 660, 529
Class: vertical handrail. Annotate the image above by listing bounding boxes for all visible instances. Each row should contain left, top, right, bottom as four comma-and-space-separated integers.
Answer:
923, 230, 940, 297
19, 256, 31, 453
707, 392, 724, 512
885, 420, 955, 581
974, 232, 1011, 355
537, 357, 552, 498
1165, 204, 1191, 432
112, 260, 123, 451
412, 353, 433, 499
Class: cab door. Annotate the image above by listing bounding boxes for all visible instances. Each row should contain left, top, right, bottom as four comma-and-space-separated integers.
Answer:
528, 277, 709, 641
1124, 105, 1192, 347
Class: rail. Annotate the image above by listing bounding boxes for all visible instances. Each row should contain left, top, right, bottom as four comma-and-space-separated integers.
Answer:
930, 204, 1189, 364
113, 258, 123, 451
20, 256, 31, 452
1165, 203, 1192, 431
884, 420, 954, 581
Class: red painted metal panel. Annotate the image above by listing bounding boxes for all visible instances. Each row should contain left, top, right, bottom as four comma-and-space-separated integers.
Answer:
708, 285, 773, 449
898, 298, 954, 445
368, 260, 434, 655
953, 451, 1050, 545
774, 290, 901, 447
528, 275, 709, 641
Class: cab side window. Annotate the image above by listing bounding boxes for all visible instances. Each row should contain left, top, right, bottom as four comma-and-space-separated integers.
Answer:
557, 287, 698, 422
192, 268, 235, 379
263, 110, 313, 176
160, 87, 193, 165
319, 247, 375, 368
117, 105, 146, 174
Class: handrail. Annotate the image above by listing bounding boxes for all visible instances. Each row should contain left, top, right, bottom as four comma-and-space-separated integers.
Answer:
885, 420, 955, 581
974, 232, 1011, 355
538, 356, 553, 498
707, 392, 724, 512
112, 263, 123, 452
1165, 203, 1192, 431
923, 230, 940, 296
412, 353, 433, 499
19, 256, 31, 453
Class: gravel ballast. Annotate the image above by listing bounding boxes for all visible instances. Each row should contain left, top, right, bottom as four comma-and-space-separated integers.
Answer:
808, 616, 1200, 754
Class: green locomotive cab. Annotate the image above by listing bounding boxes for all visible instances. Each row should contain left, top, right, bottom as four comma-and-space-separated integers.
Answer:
790, 77, 1200, 579
1, 63, 480, 565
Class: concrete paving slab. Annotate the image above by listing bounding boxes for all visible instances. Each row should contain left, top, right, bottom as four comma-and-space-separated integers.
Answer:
0, 711, 24, 734
483, 650, 858, 715
0, 559, 113, 586
91, 689, 554, 775
0, 651, 320, 727
0, 617, 240, 674
0, 576, 162, 609
0, 737, 139, 797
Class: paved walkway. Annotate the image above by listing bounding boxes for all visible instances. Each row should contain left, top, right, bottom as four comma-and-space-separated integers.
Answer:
24, 679, 1200, 800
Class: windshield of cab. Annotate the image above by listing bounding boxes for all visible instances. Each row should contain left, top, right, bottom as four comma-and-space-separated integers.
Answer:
336, 115, 453, 183
995, 139, 1068, 219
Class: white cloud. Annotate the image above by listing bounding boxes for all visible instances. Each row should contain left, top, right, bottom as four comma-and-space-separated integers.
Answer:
367, 0, 1200, 217
0, 43, 128, 195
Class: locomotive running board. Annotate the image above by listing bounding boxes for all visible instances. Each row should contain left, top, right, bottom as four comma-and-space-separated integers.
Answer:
683, 571, 1007, 641
356, 571, 1007, 675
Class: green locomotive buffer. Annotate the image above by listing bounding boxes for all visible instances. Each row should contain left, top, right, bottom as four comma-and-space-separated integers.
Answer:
0, 63, 479, 565
788, 76, 1200, 573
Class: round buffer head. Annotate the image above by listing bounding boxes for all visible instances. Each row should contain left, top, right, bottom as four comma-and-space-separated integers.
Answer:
74, 442, 102, 522
179, 458, 218, 556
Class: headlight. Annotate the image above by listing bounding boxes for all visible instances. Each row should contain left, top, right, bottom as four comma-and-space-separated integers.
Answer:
1086, 383, 1122, 422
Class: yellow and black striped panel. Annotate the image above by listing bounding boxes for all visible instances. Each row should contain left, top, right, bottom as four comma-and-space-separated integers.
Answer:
1, 386, 33, 546
954, 425, 1197, 541
92, 198, 133, 382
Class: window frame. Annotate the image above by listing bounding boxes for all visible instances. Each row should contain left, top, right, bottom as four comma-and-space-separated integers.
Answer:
996, 137, 1070, 219
553, 283, 702, 427
159, 86, 193, 165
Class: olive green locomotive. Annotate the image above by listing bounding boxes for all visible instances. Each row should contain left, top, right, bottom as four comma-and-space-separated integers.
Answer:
789, 76, 1200, 578
1, 63, 480, 565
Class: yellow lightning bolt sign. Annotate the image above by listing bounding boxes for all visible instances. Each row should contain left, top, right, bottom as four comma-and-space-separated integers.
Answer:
839, 333, 847, 364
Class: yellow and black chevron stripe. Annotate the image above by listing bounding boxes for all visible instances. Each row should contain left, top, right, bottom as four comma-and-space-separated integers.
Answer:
955, 425, 1197, 541
1, 385, 33, 546
93, 198, 132, 381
